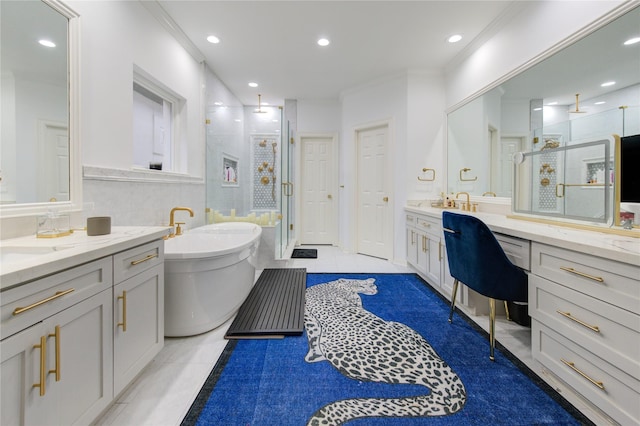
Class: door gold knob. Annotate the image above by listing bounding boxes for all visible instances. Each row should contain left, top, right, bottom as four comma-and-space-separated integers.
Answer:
383, 197, 389, 202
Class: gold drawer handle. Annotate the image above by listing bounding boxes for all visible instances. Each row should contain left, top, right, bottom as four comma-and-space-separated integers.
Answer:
13, 288, 75, 316
561, 358, 605, 390
117, 291, 127, 332
438, 241, 443, 261
48, 326, 61, 381
556, 310, 600, 333
559, 267, 604, 283
33, 336, 46, 396
130, 253, 158, 266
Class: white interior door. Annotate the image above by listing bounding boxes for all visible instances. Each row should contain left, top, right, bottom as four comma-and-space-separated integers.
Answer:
300, 135, 336, 244
38, 121, 69, 202
356, 125, 391, 259
495, 136, 523, 197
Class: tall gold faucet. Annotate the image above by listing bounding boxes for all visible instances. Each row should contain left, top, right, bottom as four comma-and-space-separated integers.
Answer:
168, 207, 194, 238
456, 192, 470, 211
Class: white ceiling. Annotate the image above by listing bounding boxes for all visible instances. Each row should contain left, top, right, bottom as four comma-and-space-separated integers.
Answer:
158, 0, 514, 106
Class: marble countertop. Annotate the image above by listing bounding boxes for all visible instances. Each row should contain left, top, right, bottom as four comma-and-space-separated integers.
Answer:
0, 226, 170, 291
405, 205, 640, 266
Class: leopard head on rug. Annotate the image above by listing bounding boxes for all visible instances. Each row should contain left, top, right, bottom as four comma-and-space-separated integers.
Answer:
304, 278, 467, 425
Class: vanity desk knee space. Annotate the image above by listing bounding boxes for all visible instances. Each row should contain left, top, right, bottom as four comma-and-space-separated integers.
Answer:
0, 227, 168, 426
405, 205, 640, 425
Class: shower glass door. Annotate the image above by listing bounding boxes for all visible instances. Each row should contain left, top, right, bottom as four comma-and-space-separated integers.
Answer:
278, 119, 295, 258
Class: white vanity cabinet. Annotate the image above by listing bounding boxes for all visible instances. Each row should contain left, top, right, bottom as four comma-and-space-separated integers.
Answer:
405, 211, 449, 297
113, 240, 164, 395
1, 228, 167, 426
405, 208, 530, 314
529, 242, 640, 425
1, 258, 113, 426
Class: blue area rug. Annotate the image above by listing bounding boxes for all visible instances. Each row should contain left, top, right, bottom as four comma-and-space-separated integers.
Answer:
183, 273, 591, 425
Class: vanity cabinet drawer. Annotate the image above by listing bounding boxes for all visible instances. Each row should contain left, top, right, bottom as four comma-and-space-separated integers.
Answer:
495, 233, 530, 271
532, 321, 640, 426
406, 213, 416, 226
530, 275, 640, 378
531, 242, 640, 313
416, 215, 441, 235
113, 240, 164, 285
0, 257, 112, 340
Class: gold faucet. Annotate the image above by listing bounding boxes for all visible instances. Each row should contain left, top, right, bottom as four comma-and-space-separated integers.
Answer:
456, 192, 470, 211
168, 207, 194, 238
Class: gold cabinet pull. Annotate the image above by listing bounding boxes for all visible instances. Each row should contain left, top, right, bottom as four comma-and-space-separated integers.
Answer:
555, 183, 565, 198
556, 310, 600, 333
438, 241, 443, 261
410, 230, 415, 245
130, 253, 158, 266
559, 267, 604, 283
117, 291, 127, 332
383, 196, 389, 202
561, 358, 605, 390
13, 288, 75, 316
48, 326, 61, 381
33, 336, 46, 396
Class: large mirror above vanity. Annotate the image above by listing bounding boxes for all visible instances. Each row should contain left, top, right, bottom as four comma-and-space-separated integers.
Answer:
0, 0, 80, 217
446, 5, 639, 228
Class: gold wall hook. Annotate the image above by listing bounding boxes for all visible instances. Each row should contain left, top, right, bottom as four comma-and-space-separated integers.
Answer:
417, 168, 435, 181
459, 167, 477, 181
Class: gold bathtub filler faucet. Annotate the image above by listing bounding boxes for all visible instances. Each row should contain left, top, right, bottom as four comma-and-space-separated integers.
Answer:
456, 192, 470, 211
168, 207, 194, 238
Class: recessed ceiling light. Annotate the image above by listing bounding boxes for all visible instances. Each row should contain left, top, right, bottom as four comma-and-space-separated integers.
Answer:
447, 34, 462, 43
317, 38, 330, 47
594, 101, 606, 105
623, 36, 640, 45
206, 35, 220, 44
248, 82, 258, 88
38, 39, 56, 48
601, 81, 616, 87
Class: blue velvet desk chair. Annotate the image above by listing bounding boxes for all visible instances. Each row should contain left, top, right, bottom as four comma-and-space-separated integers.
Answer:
442, 211, 528, 361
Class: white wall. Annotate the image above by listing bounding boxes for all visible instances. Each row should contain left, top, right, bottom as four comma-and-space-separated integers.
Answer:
68, 0, 206, 228
337, 71, 446, 261
407, 71, 446, 201
297, 99, 341, 134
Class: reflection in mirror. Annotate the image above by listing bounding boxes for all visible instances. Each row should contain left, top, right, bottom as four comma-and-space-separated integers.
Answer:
513, 138, 613, 224
447, 6, 639, 207
1, 0, 69, 204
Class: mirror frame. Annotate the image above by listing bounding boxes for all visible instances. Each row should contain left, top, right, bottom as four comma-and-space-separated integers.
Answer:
443, 3, 638, 211
0, 0, 81, 219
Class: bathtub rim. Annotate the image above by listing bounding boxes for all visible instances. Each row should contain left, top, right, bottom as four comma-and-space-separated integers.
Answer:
164, 223, 262, 260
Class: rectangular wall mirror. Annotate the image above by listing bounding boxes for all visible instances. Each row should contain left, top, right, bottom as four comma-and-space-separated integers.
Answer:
446, 5, 639, 227
1, 0, 80, 218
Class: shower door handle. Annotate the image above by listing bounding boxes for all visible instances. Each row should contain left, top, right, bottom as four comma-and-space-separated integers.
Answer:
282, 182, 294, 197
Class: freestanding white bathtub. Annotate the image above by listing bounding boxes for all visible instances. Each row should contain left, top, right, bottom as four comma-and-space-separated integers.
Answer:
163, 222, 262, 337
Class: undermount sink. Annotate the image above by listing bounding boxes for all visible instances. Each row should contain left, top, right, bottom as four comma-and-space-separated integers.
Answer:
0, 246, 70, 264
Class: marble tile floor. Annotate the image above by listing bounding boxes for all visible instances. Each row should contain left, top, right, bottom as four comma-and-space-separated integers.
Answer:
94, 245, 540, 426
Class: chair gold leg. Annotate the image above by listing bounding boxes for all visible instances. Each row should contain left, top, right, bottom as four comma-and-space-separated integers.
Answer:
489, 298, 496, 361
504, 300, 511, 321
448, 279, 459, 323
